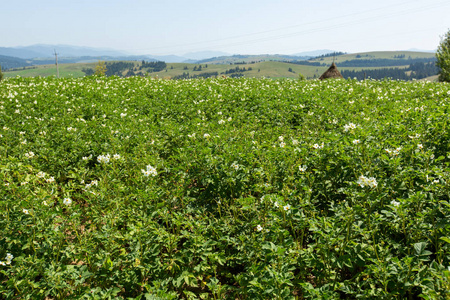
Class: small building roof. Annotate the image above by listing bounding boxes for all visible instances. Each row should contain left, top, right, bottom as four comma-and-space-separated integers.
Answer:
319, 62, 343, 80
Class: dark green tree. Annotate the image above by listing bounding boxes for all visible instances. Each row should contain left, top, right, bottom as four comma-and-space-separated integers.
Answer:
436, 29, 450, 82
0, 65, 3, 81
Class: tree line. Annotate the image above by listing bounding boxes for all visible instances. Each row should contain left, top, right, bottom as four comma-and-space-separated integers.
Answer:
340, 62, 438, 80
290, 57, 436, 68
312, 52, 347, 59
172, 71, 219, 80
82, 61, 166, 77
221, 66, 252, 75
139, 61, 167, 72
335, 57, 436, 68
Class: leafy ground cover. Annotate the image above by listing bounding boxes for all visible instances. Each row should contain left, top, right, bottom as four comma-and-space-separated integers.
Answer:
0, 76, 449, 299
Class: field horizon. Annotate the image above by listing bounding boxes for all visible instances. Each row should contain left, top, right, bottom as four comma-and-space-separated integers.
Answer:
2, 50, 438, 81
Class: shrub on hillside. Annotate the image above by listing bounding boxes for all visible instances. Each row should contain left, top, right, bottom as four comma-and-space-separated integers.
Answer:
436, 29, 450, 82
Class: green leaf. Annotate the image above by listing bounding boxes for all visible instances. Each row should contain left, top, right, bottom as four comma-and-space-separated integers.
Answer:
440, 237, 450, 244
413, 242, 432, 256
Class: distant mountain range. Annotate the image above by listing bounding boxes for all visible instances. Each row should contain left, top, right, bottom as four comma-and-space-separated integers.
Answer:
0, 44, 337, 63
0, 44, 129, 59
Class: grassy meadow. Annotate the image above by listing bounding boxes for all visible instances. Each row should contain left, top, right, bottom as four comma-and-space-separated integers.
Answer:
3, 63, 91, 78
0, 76, 449, 299
1, 61, 412, 80
308, 51, 436, 64
3, 61, 326, 79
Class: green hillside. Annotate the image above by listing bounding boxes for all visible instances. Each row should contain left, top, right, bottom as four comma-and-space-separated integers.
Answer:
309, 51, 435, 64
4, 62, 95, 78
3, 61, 322, 79
2, 51, 437, 80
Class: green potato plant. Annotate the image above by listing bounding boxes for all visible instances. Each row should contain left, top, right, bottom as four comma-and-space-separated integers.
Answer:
0, 76, 449, 299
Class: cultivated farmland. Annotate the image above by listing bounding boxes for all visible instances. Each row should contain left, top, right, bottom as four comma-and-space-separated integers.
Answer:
0, 76, 449, 299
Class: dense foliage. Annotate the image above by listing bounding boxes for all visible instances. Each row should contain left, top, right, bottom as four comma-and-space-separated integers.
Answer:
222, 66, 253, 75
436, 29, 450, 82
172, 72, 219, 80
334, 57, 436, 68
105, 62, 135, 77
341, 62, 438, 80
0, 77, 449, 299
139, 61, 167, 73
290, 57, 437, 70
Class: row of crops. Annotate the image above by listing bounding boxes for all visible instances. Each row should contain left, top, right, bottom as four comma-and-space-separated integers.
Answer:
0, 76, 449, 299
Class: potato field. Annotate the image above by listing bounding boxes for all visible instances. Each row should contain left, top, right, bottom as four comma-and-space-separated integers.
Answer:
0, 76, 449, 299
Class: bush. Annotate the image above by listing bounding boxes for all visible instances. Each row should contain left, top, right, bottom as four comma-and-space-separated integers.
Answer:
436, 29, 450, 82
94, 60, 107, 76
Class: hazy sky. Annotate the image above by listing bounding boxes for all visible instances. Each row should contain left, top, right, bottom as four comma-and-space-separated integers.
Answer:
3, 0, 449, 55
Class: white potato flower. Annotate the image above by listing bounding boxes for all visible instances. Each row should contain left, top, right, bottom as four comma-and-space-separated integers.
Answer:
63, 198, 72, 206
142, 165, 157, 177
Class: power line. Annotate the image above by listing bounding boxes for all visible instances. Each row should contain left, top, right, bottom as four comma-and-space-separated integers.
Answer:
211, 1, 449, 49
279, 26, 442, 54
124, 0, 448, 54
173, 0, 450, 54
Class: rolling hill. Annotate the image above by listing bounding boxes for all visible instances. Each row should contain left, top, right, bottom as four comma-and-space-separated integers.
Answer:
2, 50, 437, 81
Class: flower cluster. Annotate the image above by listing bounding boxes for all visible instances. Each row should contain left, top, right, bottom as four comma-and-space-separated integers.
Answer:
82, 154, 93, 161
85, 180, 98, 189
97, 154, 110, 164
391, 200, 400, 207
313, 143, 324, 149
385, 147, 402, 156
0, 253, 13, 266
36, 171, 46, 178
343, 123, 357, 132
299, 165, 307, 172
97, 153, 121, 164
357, 175, 378, 188
142, 165, 157, 177
24, 151, 35, 159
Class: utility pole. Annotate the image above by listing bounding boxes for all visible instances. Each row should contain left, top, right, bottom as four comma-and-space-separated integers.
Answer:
54, 49, 59, 78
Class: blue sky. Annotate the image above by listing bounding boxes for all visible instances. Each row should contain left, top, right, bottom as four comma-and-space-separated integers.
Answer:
3, 0, 449, 55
